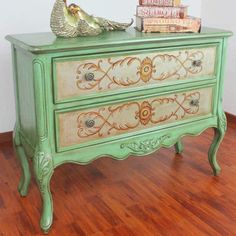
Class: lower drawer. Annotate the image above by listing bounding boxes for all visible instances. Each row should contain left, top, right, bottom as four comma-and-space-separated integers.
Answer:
56, 87, 213, 150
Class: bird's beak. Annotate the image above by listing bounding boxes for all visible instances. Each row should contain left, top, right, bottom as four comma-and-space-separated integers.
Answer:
74, 6, 80, 13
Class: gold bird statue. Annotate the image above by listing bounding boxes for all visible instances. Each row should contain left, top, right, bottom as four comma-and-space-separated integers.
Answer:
50, 0, 134, 38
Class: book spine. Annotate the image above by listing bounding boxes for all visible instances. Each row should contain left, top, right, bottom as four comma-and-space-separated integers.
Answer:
137, 17, 201, 33
137, 6, 187, 18
139, 0, 181, 7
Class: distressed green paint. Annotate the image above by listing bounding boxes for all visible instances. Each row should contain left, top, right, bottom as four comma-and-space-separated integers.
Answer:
6, 27, 232, 233
5, 27, 232, 54
13, 125, 31, 197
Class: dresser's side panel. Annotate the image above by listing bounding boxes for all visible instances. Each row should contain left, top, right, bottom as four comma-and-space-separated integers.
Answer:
217, 38, 229, 106
13, 47, 37, 152
216, 37, 229, 130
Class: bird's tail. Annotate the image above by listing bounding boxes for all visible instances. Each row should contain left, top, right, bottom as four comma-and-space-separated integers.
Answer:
95, 18, 134, 31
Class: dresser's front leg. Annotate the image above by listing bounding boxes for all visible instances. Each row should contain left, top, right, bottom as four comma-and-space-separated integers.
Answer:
13, 125, 31, 197
208, 113, 227, 176
33, 149, 54, 233
175, 140, 184, 154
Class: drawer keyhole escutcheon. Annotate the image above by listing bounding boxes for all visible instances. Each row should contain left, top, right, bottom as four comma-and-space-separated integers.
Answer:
85, 119, 95, 128
84, 72, 95, 81
192, 60, 202, 67
190, 99, 199, 107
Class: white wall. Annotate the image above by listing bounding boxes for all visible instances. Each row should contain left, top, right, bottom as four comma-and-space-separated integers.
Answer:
0, 0, 201, 133
202, 0, 236, 115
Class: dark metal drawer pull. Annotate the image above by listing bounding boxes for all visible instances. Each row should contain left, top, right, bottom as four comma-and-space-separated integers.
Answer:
84, 72, 95, 81
190, 99, 199, 107
192, 60, 202, 67
85, 120, 95, 128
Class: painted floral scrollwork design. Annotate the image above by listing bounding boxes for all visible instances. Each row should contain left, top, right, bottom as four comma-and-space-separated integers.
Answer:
138, 57, 155, 82
77, 91, 201, 139
76, 50, 205, 91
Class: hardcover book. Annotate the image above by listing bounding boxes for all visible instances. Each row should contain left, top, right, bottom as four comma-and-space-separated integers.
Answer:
136, 16, 201, 33
137, 6, 188, 19
139, 0, 181, 7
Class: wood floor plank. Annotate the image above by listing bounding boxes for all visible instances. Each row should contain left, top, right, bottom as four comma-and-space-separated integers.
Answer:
1, 122, 236, 235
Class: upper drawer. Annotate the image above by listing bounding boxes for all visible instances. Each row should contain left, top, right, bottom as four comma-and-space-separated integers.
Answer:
53, 45, 217, 103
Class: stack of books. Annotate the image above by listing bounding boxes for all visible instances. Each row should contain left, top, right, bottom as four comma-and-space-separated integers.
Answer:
136, 0, 201, 33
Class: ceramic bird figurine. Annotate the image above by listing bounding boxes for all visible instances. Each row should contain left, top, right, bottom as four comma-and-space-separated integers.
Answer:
50, 0, 134, 38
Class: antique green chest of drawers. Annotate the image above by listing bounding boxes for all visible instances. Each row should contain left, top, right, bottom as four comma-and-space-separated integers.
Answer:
6, 27, 232, 233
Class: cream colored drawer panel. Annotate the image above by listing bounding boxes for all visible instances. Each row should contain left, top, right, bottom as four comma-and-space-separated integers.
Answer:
57, 87, 213, 149
54, 46, 217, 101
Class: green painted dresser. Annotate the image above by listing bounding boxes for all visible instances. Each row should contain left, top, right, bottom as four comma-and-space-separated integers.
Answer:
6, 27, 232, 233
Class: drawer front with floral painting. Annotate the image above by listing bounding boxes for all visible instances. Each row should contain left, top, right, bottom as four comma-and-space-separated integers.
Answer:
53, 45, 217, 102
56, 87, 213, 150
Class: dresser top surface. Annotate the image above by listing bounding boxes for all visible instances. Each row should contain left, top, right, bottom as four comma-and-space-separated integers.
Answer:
6, 27, 232, 54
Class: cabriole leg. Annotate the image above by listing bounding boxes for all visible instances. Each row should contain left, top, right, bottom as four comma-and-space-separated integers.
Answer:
33, 149, 54, 233
208, 128, 225, 176
13, 126, 31, 197
175, 140, 184, 154
208, 113, 227, 176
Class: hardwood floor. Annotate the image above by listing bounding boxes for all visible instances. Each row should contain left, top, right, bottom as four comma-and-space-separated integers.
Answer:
0, 120, 236, 235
